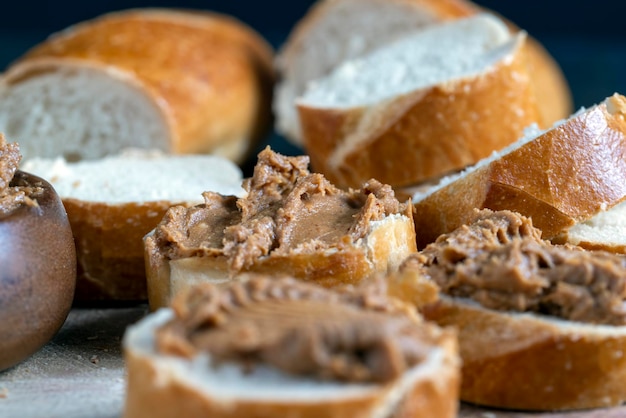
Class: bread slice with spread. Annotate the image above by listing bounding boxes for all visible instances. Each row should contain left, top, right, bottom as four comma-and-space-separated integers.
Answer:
409, 209, 626, 410
123, 276, 460, 418
144, 148, 417, 310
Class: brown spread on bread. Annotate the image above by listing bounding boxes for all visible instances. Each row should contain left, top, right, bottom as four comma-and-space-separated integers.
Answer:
413, 209, 626, 325
0, 136, 42, 217
156, 277, 446, 383
151, 147, 406, 272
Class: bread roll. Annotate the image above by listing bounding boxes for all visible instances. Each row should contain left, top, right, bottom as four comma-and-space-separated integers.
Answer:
412, 93, 626, 249
144, 147, 417, 310
0, 8, 274, 164
0, 136, 75, 370
297, 14, 541, 188
123, 277, 460, 418
22, 150, 244, 302
411, 209, 626, 410
276, 0, 571, 145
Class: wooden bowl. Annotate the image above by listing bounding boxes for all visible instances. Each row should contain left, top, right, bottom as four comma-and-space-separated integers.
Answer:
0, 170, 76, 371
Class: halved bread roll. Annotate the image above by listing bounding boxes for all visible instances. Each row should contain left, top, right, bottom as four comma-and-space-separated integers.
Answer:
412, 93, 626, 249
296, 14, 541, 188
122, 277, 460, 418
21, 150, 244, 302
144, 148, 417, 310
0, 8, 274, 164
411, 209, 626, 410
276, 0, 570, 145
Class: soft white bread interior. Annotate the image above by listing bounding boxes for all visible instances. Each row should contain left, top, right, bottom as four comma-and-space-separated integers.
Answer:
21, 150, 244, 302
412, 93, 626, 248
144, 148, 417, 310
0, 8, 274, 164
296, 14, 542, 188
122, 282, 460, 418
555, 201, 626, 255
275, 0, 571, 144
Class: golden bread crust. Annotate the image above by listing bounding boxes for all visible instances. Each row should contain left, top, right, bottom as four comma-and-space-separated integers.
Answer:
66, 198, 193, 302
424, 297, 626, 410
413, 95, 626, 248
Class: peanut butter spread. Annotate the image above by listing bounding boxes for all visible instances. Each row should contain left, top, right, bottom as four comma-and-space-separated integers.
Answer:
0, 136, 42, 218
412, 209, 626, 325
156, 277, 447, 383
151, 148, 406, 272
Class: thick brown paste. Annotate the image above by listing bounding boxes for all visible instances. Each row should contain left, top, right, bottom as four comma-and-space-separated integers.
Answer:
156, 277, 446, 383
152, 147, 406, 272
0, 136, 41, 218
413, 210, 626, 325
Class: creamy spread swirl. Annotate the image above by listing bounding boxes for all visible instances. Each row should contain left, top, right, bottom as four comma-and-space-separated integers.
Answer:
156, 277, 447, 383
412, 209, 626, 325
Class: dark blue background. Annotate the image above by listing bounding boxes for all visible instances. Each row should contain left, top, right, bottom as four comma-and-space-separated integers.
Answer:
1, 1, 625, 117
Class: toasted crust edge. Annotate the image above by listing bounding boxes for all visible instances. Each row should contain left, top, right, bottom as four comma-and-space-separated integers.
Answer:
423, 297, 626, 411
65, 198, 195, 302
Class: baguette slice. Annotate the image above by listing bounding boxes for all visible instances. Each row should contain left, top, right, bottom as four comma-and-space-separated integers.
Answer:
144, 148, 417, 310
21, 150, 244, 302
276, 0, 571, 144
297, 14, 541, 188
412, 93, 626, 249
0, 8, 274, 164
122, 279, 460, 418
412, 209, 626, 410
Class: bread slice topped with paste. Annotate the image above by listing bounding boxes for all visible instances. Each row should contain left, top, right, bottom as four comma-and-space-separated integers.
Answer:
412, 93, 626, 249
296, 14, 541, 188
407, 209, 626, 410
144, 147, 417, 310
122, 276, 460, 418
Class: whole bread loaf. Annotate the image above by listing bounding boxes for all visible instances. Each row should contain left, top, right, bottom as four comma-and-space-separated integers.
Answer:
0, 8, 274, 164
